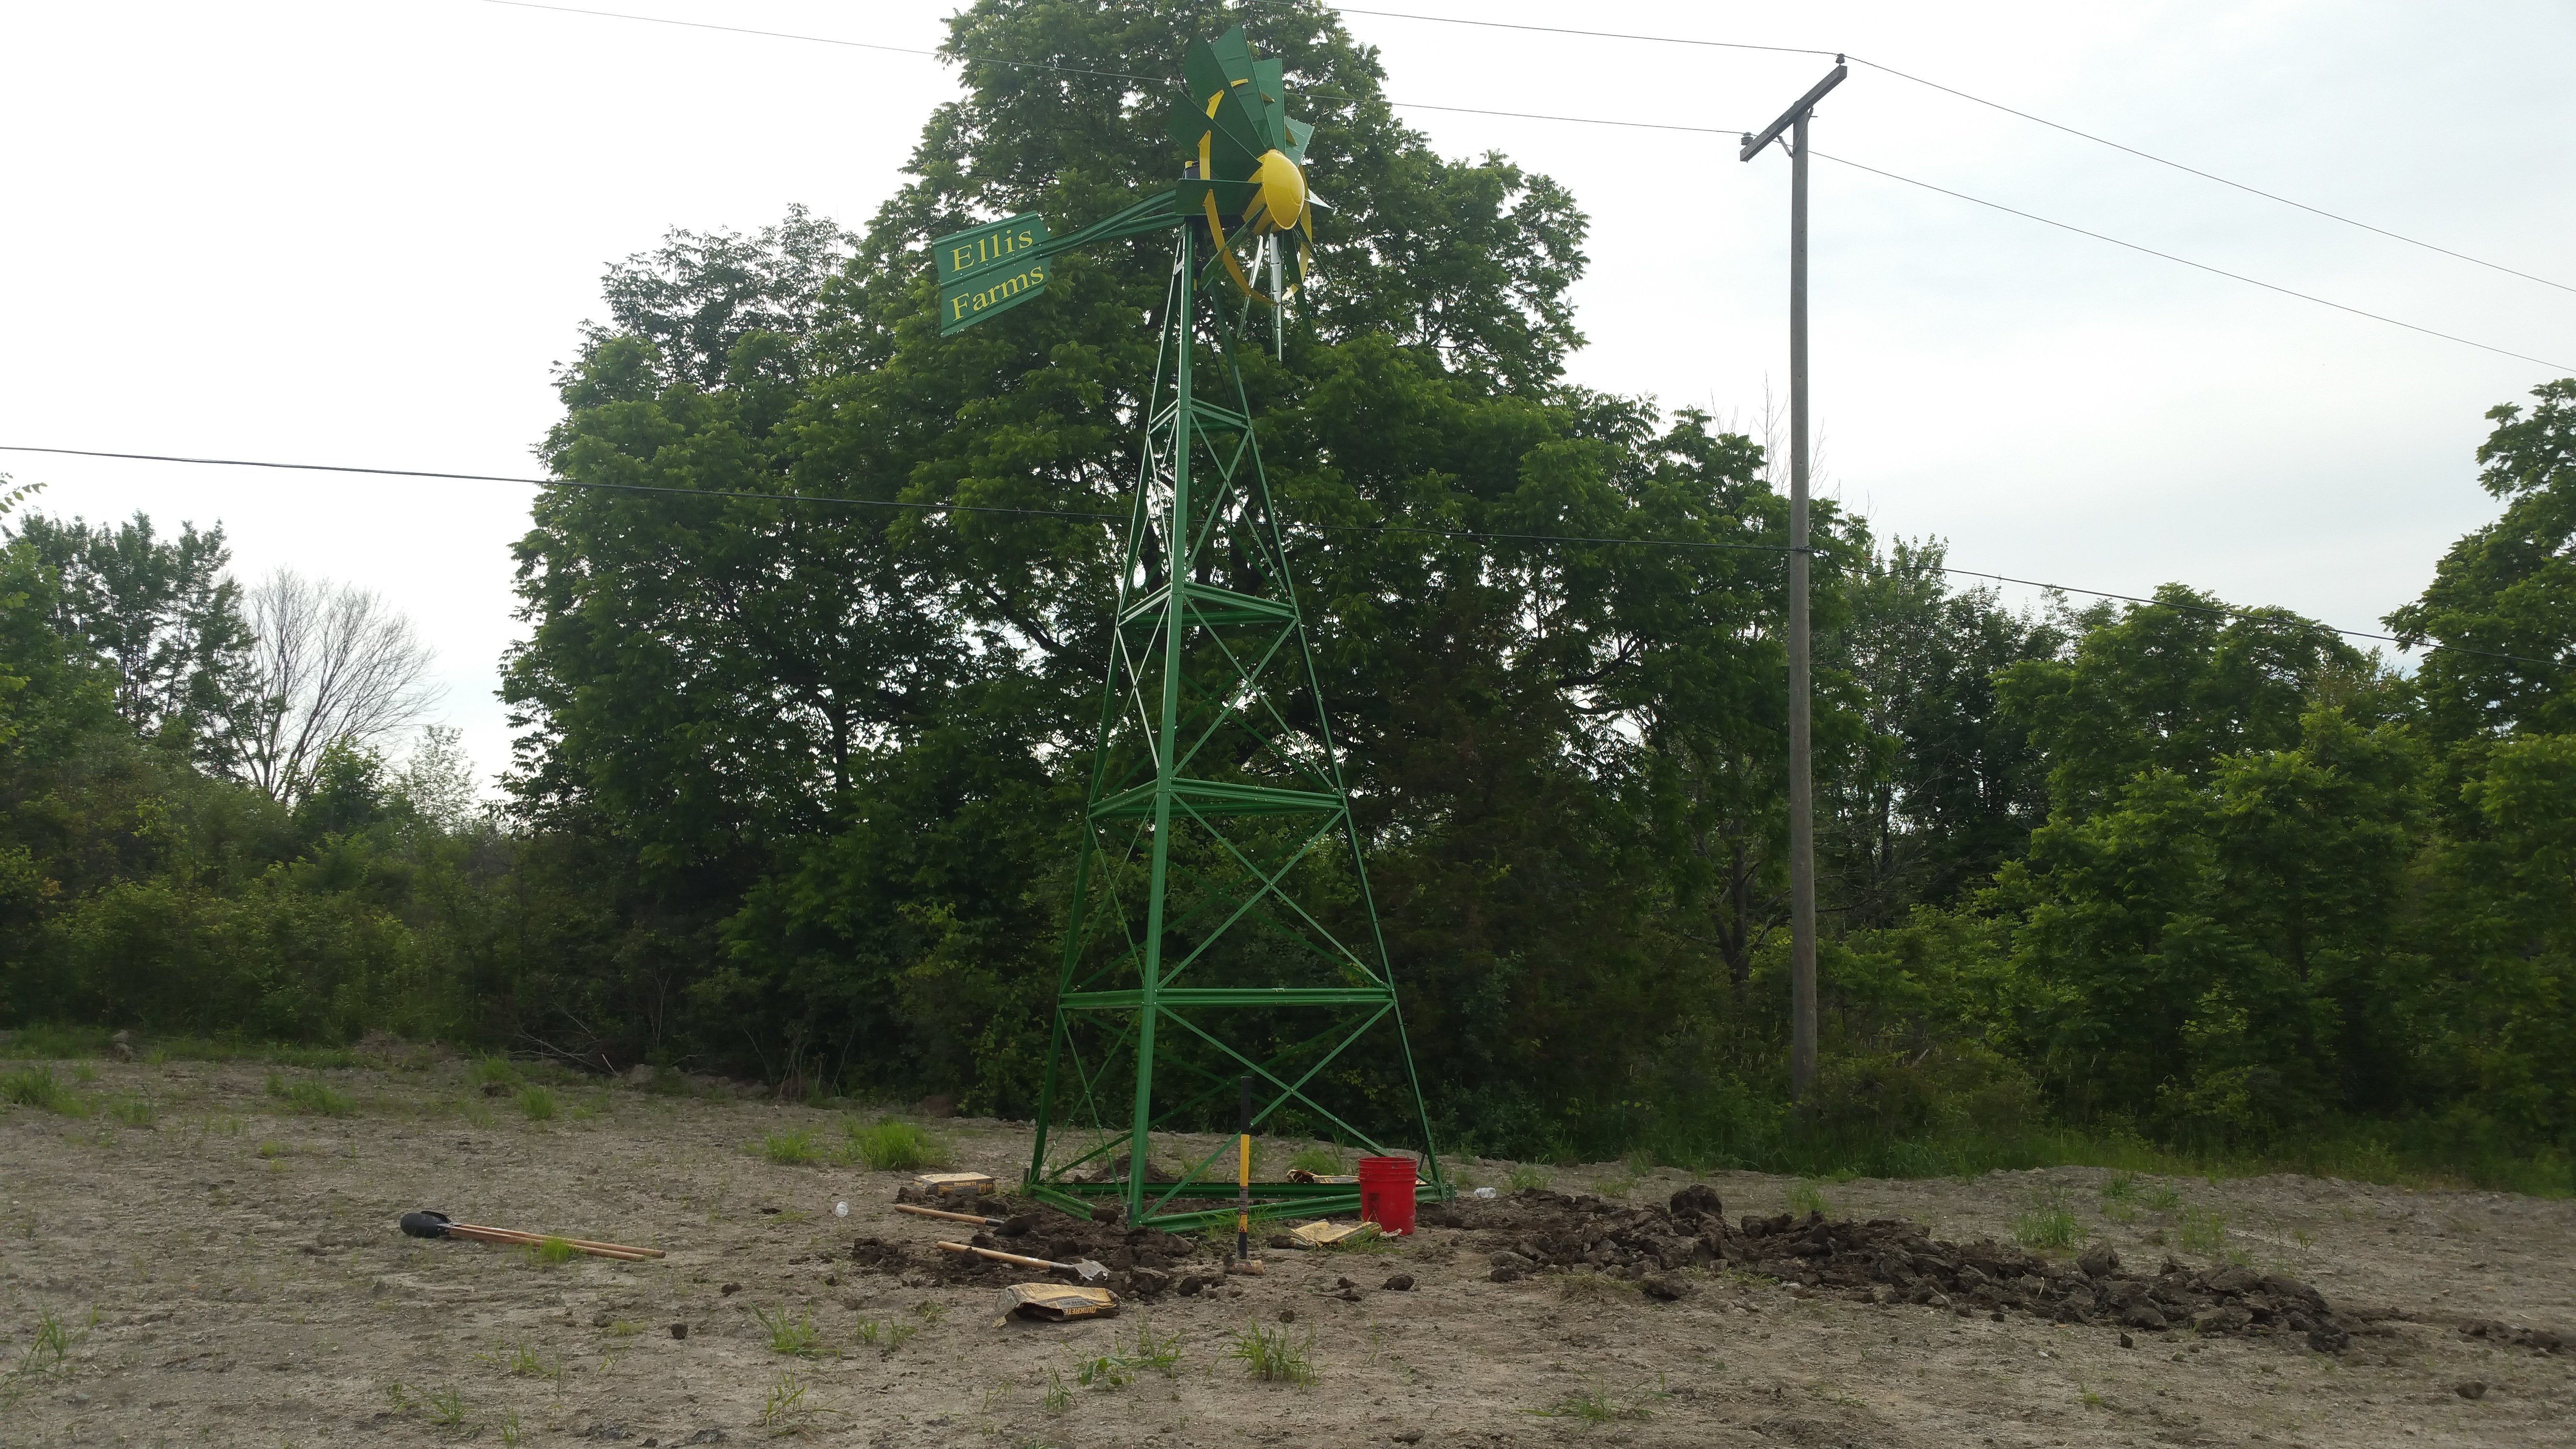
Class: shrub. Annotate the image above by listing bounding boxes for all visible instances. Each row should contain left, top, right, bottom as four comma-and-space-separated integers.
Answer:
841, 1119, 946, 1171
761, 1128, 821, 1165
516, 1087, 557, 1122
1, 1066, 82, 1116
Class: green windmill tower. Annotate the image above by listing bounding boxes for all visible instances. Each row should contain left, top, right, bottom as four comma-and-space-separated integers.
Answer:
928, 27, 1447, 1229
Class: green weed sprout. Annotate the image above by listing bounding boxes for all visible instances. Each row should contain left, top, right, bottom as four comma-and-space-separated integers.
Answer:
756, 1306, 823, 1357
2011, 1187, 2086, 1250
1223, 1322, 1314, 1385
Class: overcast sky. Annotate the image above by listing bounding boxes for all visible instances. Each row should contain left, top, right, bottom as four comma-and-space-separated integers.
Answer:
4, 0, 2570, 790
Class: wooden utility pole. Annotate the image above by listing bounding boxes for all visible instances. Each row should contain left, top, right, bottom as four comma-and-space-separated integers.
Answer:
1742, 61, 1847, 1109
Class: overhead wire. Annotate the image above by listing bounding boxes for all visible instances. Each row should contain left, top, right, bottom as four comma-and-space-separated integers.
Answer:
4, 445, 2552, 670
1294, 2, 2576, 296
1803, 149, 2574, 373
473, 0, 2575, 374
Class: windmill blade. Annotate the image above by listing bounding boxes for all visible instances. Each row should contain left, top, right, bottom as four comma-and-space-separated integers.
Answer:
1178, 178, 1262, 216
1168, 95, 1216, 153
1206, 27, 1257, 86
1250, 57, 1289, 150
1209, 87, 1272, 167
1281, 116, 1315, 166
1182, 34, 1235, 105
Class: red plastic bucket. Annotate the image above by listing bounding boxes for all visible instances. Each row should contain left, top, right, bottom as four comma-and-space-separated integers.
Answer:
1356, 1156, 1419, 1235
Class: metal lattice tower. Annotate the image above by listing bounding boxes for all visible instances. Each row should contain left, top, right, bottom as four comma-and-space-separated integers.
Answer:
1020, 225, 1446, 1227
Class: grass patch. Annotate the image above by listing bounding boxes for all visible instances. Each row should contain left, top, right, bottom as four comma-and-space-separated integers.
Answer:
1223, 1322, 1314, 1385
853, 1318, 919, 1352
521, 1237, 577, 1269
1531, 1381, 1663, 1422
2143, 1181, 2185, 1213
264, 1072, 354, 1117
10, 1306, 92, 1381
107, 1096, 156, 1128
483, 1339, 561, 1382
2176, 1206, 2243, 1261
761, 1127, 821, 1165
471, 1057, 520, 1089
515, 1087, 557, 1122
1287, 1144, 1348, 1176
756, 1306, 823, 1357
1504, 1163, 1551, 1192
840, 1118, 948, 1171
1074, 1321, 1184, 1389
758, 1370, 809, 1429
1786, 1179, 1831, 1217
0, 1066, 82, 1117
425, 1386, 467, 1429
2011, 1187, 2086, 1250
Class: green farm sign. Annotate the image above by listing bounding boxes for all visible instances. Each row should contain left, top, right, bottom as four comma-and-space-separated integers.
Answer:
933, 212, 1052, 335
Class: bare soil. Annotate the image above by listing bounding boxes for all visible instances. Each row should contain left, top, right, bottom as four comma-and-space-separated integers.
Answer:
4, 1056, 2573, 1447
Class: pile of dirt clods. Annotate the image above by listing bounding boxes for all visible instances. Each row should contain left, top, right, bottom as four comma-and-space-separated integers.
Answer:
850, 1208, 1223, 1301
1429, 1185, 2365, 1352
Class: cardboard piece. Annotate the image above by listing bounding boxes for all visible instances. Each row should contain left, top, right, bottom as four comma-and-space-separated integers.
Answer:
993, 1282, 1121, 1326
1288, 1219, 1381, 1248
914, 1172, 997, 1199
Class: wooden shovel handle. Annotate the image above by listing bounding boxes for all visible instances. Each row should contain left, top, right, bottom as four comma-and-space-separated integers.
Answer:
896, 1204, 1004, 1227
444, 1222, 663, 1261
936, 1240, 1062, 1272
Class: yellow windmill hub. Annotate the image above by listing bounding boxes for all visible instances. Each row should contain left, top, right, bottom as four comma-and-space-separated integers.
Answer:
1174, 32, 1320, 308
1245, 149, 1306, 236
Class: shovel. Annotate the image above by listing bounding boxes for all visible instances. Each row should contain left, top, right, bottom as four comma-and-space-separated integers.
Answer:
935, 1240, 1110, 1283
400, 1211, 663, 1262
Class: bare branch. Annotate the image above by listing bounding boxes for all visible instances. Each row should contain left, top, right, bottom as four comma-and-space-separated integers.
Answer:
232, 569, 442, 804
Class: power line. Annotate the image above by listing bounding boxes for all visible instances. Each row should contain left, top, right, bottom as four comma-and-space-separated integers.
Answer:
1299, 3, 2576, 296
1805, 149, 2576, 374
480, 1, 1735, 134
475, 0, 2572, 376
7, 444, 2553, 670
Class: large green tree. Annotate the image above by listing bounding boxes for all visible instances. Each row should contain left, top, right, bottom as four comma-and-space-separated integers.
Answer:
500, 0, 1850, 1132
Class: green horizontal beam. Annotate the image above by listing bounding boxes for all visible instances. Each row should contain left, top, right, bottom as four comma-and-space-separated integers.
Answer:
1031, 1178, 1385, 1201
1141, 1193, 1359, 1230
1187, 399, 1252, 431
1117, 580, 1297, 629
1060, 986, 1395, 1009
1088, 778, 1345, 821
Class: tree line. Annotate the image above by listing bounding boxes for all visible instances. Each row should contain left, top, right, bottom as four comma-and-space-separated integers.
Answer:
3, 0, 2568, 1183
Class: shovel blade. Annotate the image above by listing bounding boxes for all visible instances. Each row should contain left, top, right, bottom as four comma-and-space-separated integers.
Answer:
1069, 1258, 1110, 1282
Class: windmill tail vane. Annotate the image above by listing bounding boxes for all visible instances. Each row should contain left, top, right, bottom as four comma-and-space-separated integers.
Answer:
929, 26, 1316, 338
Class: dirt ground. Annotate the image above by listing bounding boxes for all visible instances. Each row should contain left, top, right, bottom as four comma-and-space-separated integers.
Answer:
4, 1055, 2572, 1448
